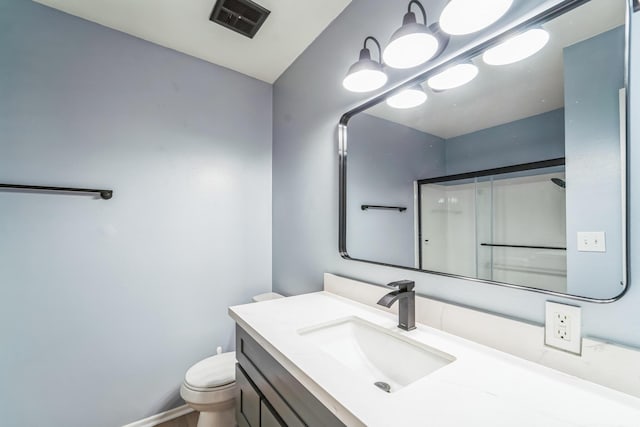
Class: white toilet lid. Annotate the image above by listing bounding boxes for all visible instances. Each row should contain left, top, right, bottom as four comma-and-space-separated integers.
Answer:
185, 352, 236, 389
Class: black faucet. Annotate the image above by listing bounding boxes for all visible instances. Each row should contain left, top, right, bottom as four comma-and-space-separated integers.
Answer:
377, 280, 416, 331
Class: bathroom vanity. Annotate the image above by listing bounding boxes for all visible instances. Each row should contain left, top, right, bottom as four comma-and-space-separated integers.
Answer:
230, 291, 640, 427
235, 325, 344, 427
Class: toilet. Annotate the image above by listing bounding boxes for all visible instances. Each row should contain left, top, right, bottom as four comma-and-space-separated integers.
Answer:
180, 292, 284, 427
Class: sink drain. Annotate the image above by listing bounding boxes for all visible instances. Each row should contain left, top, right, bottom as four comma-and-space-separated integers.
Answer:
374, 381, 391, 393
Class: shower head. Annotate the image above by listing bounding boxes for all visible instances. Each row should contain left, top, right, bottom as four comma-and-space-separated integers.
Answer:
551, 178, 566, 189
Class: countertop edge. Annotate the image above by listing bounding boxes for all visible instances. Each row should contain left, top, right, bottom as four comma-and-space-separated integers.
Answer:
228, 293, 640, 426
228, 304, 365, 427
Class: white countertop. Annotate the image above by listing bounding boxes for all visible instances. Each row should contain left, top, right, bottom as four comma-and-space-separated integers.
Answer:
229, 292, 640, 427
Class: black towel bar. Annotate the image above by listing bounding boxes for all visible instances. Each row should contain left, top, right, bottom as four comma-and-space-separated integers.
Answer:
480, 243, 566, 251
361, 205, 406, 212
0, 183, 113, 200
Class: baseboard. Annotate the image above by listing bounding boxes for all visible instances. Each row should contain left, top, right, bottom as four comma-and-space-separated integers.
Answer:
121, 404, 194, 427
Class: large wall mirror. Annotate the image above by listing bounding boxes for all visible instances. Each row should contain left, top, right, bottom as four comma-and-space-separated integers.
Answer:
339, 0, 630, 301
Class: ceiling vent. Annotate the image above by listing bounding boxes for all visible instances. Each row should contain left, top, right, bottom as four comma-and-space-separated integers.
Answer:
210, 0, 271, 39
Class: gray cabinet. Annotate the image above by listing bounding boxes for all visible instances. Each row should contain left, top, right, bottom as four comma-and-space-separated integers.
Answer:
236, 365, 262, 427
235, 324, 345, 427
261, 401, 284, 427
236, 365, 286, 427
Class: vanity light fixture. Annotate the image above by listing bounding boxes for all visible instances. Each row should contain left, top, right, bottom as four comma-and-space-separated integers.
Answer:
427, 63, 478, 91
439, 0, 513, 35
386, 85, 427, 109
482, 28, 550, 65
343, 36, 388, 93
383, 0, 440, 69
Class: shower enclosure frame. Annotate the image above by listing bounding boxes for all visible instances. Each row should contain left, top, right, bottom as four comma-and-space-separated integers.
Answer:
416, 157, 566, 273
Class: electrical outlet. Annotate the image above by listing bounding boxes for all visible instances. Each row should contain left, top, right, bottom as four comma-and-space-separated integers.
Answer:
577, 231, 606, 252
545, 302, 581, 354
553, 312, 571, 340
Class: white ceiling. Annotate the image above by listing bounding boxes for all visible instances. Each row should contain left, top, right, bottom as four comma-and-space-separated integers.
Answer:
33, 0, 352, 83
366, 0, 625, 139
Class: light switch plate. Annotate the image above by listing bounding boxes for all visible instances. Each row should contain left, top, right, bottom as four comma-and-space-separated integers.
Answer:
577, 231, 606, 252
545, 301, 582, 355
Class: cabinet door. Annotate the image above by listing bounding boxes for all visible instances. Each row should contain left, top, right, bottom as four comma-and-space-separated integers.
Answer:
236, 365, 261, 427
261, 401, 285, 427
237, 325, 344, 427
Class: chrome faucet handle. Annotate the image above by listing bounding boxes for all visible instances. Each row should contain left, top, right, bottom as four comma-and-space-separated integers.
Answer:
386, 280, 415, 292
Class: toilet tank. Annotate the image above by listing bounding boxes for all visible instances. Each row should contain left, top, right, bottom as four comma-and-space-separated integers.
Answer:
252, 292, 284, 302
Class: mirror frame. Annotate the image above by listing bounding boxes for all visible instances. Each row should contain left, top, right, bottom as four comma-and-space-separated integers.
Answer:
338, 0, 631, 303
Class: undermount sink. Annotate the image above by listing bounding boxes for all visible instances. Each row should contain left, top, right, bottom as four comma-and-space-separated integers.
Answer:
298, 317, 455, 393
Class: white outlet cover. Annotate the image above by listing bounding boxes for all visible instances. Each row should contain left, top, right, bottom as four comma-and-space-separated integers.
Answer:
545, 301, 582, 355
577, 231, 606, 252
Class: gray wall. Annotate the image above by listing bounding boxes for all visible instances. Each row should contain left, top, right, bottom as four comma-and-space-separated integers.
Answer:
445, 109, 565, 174
564, 27, 625, 298
0, 1, 272, 427
347, 114, 444, 266
272, 0, 640, 349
